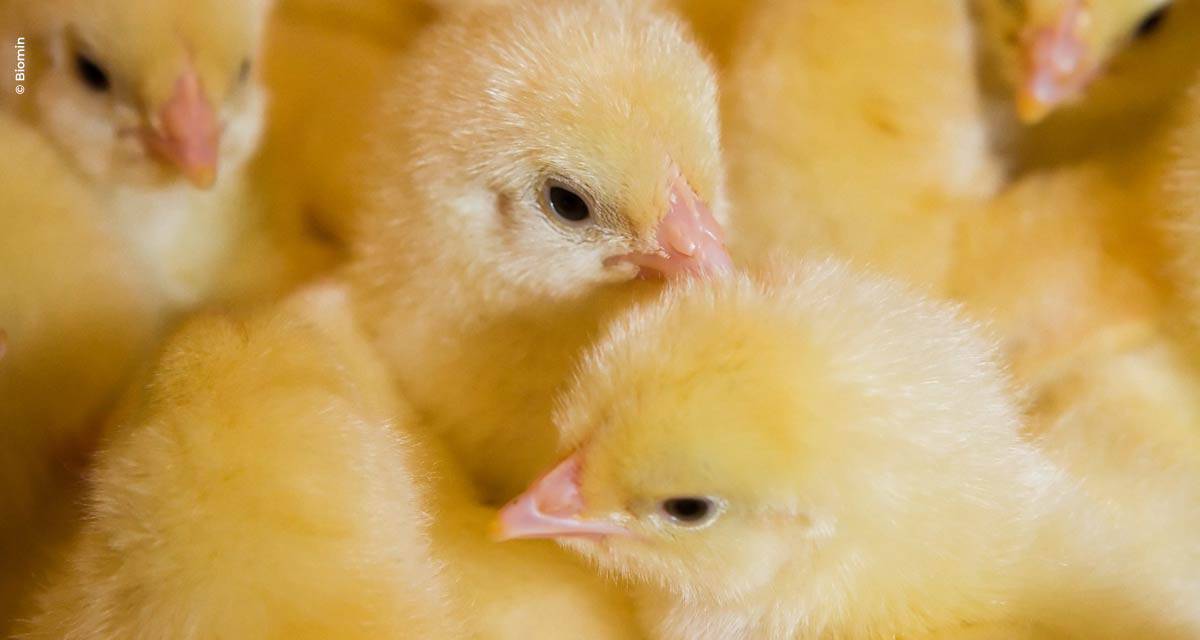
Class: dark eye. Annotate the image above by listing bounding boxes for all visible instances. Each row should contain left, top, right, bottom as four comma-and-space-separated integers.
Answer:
1134, 4, 1171, 38
75, 54, 110, 92
661, 497, 718, 526
238, 58, 252, 83
544, 182, 591, 222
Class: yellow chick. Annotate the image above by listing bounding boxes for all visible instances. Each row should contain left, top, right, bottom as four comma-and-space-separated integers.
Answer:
722, 0, 1001, 290
20, 285, 461, 640
252, 4, 431, 250
950, 118, 1200, 509
497, 260, 1200, 640
977, 0, 1200, 169
347, 0, 733, 502
22, 284, 638, 639
0, 113, 160, 632
0, 0, 277, 307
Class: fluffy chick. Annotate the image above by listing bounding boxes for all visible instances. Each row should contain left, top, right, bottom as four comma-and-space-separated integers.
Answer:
22, 285, 638, 639
348, 0, 731, 502
1, 0, 280, 307
722, 0, 1001, 290
20, 286, 460, 640
498, 260, 1200, 640
253, 5, 431, 249
0, 113, 160, 632
950, 125, 1200, 517
976, 0, 1200, 169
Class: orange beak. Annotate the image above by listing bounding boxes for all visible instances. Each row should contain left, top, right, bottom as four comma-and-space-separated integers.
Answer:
608, 168, 734, 278
143, 68, 220, 188
494, 454, 629, 541
1017, 0, 1094, 123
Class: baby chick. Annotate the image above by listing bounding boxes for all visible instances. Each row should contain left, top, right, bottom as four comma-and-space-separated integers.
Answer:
20, 285, 461, 640
498, 260, 1200, 640
348, 0, 732, 502
253, 4, 431, 249
978, 0, 1200, 168
1, 0, 276, 306
722, 0, 1001, 290
22, 285, 638, 639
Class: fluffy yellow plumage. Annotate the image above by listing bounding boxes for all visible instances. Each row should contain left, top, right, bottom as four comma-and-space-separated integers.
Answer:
499, 260, 1200, 639
0, 114, 160, 631
348, 0, 731, 502
22, 284, 638, 638
723, 0, 1000, 290
20, 286, 460, 639
1169, 81, 1200, 336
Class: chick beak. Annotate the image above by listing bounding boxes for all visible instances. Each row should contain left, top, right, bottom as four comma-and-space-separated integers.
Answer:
493, 454, 628, 541
143, 68, 220, 188
1017, 0, 1093, 124
608, 170, 733, 278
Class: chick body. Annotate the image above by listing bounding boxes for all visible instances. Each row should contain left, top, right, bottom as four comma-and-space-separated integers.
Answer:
23, 285, 638, 639
20, 286, 460, 640
723, 0, 1001, 290
502, 260, 1200, 640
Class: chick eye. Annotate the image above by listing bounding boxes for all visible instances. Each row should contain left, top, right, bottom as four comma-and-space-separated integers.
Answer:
75, 54, 110, 92
1134, 4, 1171, 38
238, 58, 252, 83
543, 181, 591, 222
661, 497, 718, 526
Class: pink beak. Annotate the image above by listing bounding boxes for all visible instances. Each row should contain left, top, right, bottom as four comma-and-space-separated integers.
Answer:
1017, 0, 1093, 124
144, 68, 220, 188
609, 170, 734, 278
494, 454, 629, 541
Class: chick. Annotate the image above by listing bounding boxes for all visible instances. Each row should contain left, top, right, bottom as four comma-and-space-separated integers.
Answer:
977, 0, 1200, 168
0, 0, 277, 307
20, 285, 461, 640
253, 4, 431, 249
348, 0, 732, 502
22, 285, 638, 639
0, 113, 160, 631
722, 0, 1001, 290
498, 260, 1200, 640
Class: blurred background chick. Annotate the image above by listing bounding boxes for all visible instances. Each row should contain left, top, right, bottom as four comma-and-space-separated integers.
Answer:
722, 0, 1001, 291
976, 0, 1200, 170
499, 260, 1200, 640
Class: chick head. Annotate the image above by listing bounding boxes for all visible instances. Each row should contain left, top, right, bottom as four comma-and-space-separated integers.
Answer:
1012, 0, 1183, 122
498, 261, 1043, 613
383, 0, 731, 300
11, 0, 272, 188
